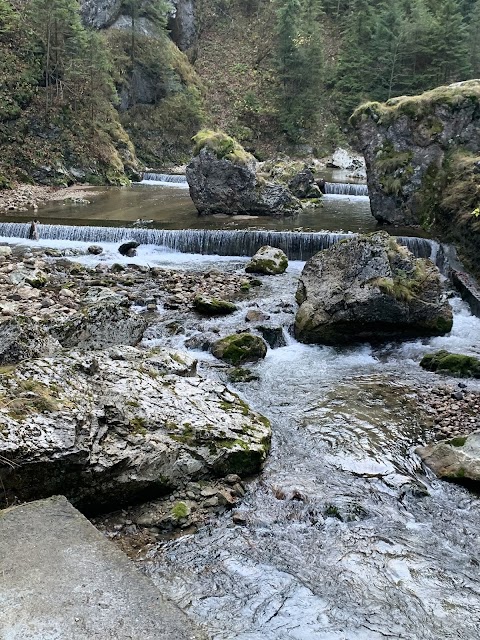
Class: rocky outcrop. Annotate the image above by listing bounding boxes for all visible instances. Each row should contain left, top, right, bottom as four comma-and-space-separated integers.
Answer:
417, 431, 480, 486
0, 347, 271, 511
186, 131, 302, 216
328, 147, 366, 173
246, 246, 288, 275
351, 81, 480, 228
168, 0, 197, 52
211, 333, 268, 365
294, 232, 453, 345
80, 0, 122, 28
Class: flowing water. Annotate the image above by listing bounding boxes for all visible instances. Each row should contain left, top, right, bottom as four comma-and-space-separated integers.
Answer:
137, 264, 480, 640
1, 189, 479, 637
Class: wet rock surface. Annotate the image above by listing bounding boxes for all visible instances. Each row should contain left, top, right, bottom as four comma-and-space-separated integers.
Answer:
245, 245, 288, 275
295, 232, 452, 344
417, 431, 480, 486
0, 346, 271, 511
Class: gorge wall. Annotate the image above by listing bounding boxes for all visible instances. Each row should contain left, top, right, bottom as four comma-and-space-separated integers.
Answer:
352, 81, 480, 278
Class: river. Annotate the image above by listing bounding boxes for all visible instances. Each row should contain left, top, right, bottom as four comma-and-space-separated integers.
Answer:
1, 184, 479, 638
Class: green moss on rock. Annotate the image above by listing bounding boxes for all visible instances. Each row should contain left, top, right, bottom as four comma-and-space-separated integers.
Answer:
420, 350, 480, 378
193, 295, 237, 316
192, 129, 255, 166
211, 333, 268, 366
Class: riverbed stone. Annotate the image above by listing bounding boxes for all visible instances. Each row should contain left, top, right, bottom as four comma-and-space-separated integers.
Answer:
211, 333, 268, 365
193, 294, 237, 316
295, 232, 453, 344
246, 246, 288, 275
417, 431, 480, 486
0, 347, 271, 510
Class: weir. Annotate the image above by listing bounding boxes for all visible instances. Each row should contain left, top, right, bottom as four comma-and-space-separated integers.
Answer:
143, 173, 187, 185
0, 222, 440, 263
324, 182, 369, 196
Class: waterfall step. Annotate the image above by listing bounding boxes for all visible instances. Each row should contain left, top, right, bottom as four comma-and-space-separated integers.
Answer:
324, 182, 369, 197
0, 496, 206, 639
140, 173, 188, 187
0, 222, 440, 263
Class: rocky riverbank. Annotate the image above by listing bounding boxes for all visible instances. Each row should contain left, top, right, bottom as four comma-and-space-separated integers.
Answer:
0, 184, 101, 214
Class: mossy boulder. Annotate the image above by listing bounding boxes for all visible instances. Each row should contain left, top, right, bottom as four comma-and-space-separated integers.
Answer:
352, 80, 480, 228
211, 333, 268, 365
193, 295, 237, 316
186, 129, 302, 217
420, 350, 480, 378
245, 246, 288, 275
295, 232, 453, 345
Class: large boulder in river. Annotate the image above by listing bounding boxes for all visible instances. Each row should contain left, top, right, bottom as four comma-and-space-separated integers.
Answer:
417, 432, 480, 487
246, 246, 288, 275
420, 350, 480, 378
351, 81, 480, 277
186, 130, 302, 216
294, 232, 453, 345
0, 347, 271, 511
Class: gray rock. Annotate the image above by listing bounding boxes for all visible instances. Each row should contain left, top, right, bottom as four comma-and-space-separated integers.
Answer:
211, 333, 268, 365
0, 316, 61, 365
193, 294, 237, 316
168, 0, 197, 52
352, 81, 480, 225
50, 297, 147, 349
246, 246, 288, 275
187, 147, 301, 217
88, 245, 104, 255
417, 431, 480, 486
295, 232, 453, 344
119, 241, 140, 257
258, 326, 287, 349
80, 0, 123, 28
0, 347, 271, 511
288, 168, 316, 199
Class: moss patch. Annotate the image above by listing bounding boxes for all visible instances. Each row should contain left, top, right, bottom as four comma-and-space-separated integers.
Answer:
211, 333, 267, 366
420, 350, 480, 378
192, 129, 255, 166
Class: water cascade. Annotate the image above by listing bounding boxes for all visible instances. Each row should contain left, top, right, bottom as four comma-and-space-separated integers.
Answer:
324, 182, 369, 196
140, 173, 189, 187
0, 223, 440, 263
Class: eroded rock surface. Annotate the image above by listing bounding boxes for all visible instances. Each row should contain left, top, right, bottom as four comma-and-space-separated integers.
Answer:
295, 232, 453, 344
246, 246, 288, 275
0, 347, 271, 511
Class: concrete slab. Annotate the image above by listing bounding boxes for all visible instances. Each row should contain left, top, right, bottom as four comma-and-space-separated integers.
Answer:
0, 496, 208, 639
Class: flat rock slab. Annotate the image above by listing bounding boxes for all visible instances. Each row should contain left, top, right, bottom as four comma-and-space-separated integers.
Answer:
0, 496, 207, 640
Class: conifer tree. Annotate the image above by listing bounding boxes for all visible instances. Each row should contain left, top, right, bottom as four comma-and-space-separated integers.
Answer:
432, 0, 471, 84
468, 0, 480, 75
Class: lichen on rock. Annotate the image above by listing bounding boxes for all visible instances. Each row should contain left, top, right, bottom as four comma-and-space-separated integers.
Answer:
245, 246, 288, 275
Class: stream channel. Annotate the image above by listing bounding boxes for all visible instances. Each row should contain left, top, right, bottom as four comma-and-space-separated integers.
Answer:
2, 180, 480, 638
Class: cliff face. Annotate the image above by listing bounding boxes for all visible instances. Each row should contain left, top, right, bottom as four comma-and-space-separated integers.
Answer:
352, 81, 480, 277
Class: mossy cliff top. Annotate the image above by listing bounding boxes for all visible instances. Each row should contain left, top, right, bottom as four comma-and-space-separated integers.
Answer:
350, 80, 480, 128
192, 130, 255, 166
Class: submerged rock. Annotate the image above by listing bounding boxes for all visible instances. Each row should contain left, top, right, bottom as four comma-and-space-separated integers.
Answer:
0, 347, 271, 511
420, 351, 480, 378
186, 130, 301, 216
211, 333, 268, 365
417, 431, 480, 486
295, 232, 453, 344
245, 246, 288, 275
193, 294, 237, 316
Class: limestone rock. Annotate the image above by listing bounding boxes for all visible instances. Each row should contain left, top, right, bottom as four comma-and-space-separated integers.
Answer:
50, 296, 147, 349
193, 294, 237, 316
211, 333, 268, 365
328, 147, 366, 172
186, 131, 301, 217
246, 246, 288, 275
0, 347, 271, 510
417, 431, 480, 486
88, 245, 104, 255
80, 0, 123, 28
0, 317, 61, 365
352, 80, 480, 226
295, 232, 453, 344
